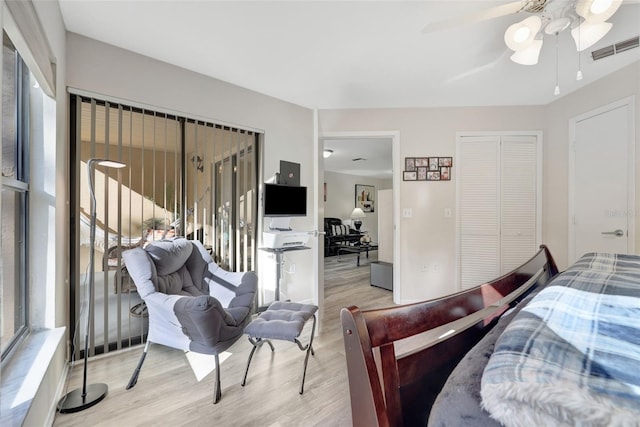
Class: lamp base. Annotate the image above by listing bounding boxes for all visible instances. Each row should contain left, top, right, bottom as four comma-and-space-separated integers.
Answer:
354, 220, 362, 230
58, 383, 108, 413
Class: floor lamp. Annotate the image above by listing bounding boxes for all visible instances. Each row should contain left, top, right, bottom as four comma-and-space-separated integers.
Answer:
59, 158, 126, 413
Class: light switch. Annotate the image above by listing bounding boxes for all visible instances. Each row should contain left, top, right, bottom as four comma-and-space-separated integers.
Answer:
444, 208, 452, 218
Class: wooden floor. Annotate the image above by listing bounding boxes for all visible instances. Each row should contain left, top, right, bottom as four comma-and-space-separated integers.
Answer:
54, 254, 393, 426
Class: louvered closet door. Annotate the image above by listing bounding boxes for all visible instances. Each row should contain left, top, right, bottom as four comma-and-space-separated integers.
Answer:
458, 134, 539, 290
501, 136, 538, 273
459, 136, 501, 290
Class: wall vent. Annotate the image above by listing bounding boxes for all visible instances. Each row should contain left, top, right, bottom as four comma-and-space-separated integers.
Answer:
591, 36, 639, 61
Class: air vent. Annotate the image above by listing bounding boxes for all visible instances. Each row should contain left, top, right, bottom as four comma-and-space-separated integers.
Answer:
591, 36, 639, 61
523, 0, 548, 13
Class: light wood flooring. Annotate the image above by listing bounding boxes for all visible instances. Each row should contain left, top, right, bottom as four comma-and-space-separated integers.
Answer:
53, 253, 393, 427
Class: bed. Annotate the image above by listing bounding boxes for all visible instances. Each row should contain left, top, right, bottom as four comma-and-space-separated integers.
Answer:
340, 245, 640, 426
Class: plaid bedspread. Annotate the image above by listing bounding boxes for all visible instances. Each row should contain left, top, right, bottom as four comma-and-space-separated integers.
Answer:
481, 253, 640, 427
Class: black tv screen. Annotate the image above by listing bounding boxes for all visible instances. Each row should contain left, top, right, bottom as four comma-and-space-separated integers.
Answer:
264, 184, 307, 217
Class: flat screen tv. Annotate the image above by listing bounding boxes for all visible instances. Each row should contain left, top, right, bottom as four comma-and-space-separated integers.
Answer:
264, 184, 307, 217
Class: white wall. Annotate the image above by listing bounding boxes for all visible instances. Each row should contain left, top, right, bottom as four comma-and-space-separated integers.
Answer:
319, 61, 640, 302
320, 106, 545, 302
65, 33, 316, 303
324, 171, 391, 242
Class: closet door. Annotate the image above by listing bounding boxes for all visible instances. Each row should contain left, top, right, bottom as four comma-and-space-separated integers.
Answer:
501, 136, 538, 273
458, 134, 539, 290
458, 136, 501, 290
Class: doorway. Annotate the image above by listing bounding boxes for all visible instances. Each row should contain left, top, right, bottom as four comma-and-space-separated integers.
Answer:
569, 96, 635, 263
318, 131, 401, 306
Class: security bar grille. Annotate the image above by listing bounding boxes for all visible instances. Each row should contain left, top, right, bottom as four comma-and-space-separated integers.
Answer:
70, 94, 260, 360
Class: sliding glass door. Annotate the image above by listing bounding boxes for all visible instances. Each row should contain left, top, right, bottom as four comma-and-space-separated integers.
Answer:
70, 94, 260, 359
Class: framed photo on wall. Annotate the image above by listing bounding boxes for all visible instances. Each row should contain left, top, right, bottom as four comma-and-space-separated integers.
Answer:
440, 167, 451, 180
403, 171, 417, 181
355, 184, 375, 212
405, 157, 416, 171
439, 157, 453, 167
417, 166, 427, 181
415, 157, 429, 167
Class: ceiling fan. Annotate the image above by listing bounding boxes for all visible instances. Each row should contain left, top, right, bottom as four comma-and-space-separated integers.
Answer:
423, 0, 624, 66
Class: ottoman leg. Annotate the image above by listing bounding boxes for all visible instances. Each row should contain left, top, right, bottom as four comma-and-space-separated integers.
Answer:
241, 338, 274, 387
299, 314, 317, 394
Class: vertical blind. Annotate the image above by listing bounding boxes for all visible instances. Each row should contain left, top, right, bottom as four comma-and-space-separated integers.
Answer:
70, 94, 260, 359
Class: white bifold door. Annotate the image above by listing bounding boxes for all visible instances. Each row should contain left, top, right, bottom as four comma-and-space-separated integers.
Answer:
457, 134, 541, 290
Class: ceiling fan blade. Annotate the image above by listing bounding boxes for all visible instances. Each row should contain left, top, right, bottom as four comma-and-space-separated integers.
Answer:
422, 0, 528, 33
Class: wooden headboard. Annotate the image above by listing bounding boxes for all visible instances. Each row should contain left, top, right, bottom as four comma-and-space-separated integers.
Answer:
340, 245, 559, 427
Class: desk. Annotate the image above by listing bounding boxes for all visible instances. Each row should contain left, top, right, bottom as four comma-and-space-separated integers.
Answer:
260, 246, 311, 303
337, 243, 378, 266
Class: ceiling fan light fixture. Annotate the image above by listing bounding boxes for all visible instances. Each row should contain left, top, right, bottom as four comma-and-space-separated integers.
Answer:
504, 16, 542, 51
575, 0, 622, 23
510, 39, 544, 65
571, 20, 612, 51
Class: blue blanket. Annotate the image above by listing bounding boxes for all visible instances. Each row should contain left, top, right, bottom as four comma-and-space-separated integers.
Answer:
481, 253, 640, 427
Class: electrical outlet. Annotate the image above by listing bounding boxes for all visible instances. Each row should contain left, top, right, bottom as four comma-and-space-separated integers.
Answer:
432, 264, 440, 273
403, 208, 412, 218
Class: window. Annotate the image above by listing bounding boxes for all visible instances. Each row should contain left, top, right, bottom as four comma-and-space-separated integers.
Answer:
1, 32, 30, 360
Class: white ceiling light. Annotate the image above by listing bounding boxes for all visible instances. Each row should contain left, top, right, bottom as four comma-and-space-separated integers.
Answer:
505, 16, 542, 51
571, 20, 613, 51
498, 0, 624, 94
503, 0, 622, 65
323, 149, 333, 158
575, 0, 622, 23
510, 39, 544, 65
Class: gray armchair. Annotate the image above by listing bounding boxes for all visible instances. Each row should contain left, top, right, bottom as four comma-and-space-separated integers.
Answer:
122, 238, 257, 403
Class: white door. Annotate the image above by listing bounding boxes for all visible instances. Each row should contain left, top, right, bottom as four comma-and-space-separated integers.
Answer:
571, 98, 634, 261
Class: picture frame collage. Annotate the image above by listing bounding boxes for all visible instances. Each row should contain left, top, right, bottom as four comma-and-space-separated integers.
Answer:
403, 157, 452, 181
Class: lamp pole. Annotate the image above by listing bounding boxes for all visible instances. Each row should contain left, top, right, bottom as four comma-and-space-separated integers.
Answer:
58, 158, 125, 413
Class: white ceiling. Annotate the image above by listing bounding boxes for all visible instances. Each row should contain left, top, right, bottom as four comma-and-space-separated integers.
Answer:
322, 137, 393, 180
58, 0, 640, 111
58, 1, 639, 179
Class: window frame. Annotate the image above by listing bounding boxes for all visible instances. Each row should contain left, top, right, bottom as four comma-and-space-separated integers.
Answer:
1, 33, 31, 362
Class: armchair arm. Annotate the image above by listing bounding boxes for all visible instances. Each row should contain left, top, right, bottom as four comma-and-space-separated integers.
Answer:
173, 294, 244, 354
144, 291, 184, 327
207, 266, 258, 308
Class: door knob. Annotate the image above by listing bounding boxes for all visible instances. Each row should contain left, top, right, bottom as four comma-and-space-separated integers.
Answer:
601, 229, 624, 237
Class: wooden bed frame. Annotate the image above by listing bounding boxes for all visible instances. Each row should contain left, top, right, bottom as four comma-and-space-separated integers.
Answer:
340, 245, 559, 426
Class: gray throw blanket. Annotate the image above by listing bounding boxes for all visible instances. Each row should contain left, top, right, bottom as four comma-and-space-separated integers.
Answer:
481, 252, 640, 427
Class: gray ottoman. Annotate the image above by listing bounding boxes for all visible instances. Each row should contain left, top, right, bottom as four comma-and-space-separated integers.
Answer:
241, 301, 318, 394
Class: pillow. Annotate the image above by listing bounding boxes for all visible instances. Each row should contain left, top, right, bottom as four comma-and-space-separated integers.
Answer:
145, 238, 193, 275
331, 224, 349, 236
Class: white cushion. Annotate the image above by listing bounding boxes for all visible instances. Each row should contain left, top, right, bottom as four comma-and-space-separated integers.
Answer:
331, 224, 349, 235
